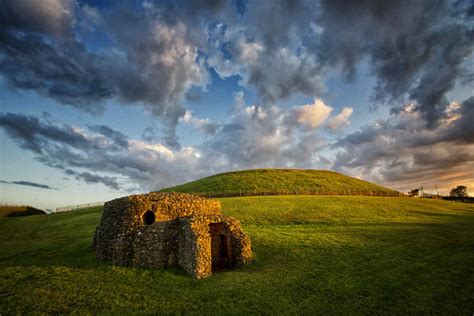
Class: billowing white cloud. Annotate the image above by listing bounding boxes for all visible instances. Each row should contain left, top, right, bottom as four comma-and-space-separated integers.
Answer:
0, 0, 472, 197
328, 107, 353, 130
289, 99, 333, 129
199, 93, 331, 171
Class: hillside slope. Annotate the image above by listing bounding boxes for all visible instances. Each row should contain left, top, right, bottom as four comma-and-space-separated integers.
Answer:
160, 169, 402, 197
0, 205, 46, 218
1, 197, 474, 314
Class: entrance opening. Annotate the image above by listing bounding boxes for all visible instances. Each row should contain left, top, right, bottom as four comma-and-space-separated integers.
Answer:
209, 223, 233, 271
143, 211, 155, 225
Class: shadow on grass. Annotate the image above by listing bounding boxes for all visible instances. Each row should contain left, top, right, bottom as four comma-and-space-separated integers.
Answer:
1, 210, 474, 314
242, 212, 474, 313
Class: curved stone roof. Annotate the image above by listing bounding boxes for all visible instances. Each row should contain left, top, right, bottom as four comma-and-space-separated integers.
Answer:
96, 192, 221, 237
130, 192, 222, 219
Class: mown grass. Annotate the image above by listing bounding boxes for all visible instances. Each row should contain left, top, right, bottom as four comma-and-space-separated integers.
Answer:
160, 169, 402, 197
1, 196, 474, 314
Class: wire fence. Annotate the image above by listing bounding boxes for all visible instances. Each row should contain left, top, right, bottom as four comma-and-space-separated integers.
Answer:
55, 202, 105, 213
51, 193, 472, 213
185, 189, 405, 198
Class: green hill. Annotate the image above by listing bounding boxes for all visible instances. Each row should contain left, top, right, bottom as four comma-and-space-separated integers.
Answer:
160, 169, 402, 197
1, 196, 474, 314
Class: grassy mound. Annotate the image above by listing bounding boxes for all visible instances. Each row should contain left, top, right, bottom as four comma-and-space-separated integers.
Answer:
160, 169, 402, 197
1, 197, 474, 314
0, 205, 46, 218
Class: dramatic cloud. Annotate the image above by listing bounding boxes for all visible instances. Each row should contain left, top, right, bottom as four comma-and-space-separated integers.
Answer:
0, 112, 203, 190
0, 0, 74, 38
0, 0, 210, 146
1, 93, 472, 194
318, 0, 473, 127
0, 112, 111, 153
0, 31, 111, 114
0, 94, 338, 191
0, 0, 472, 196
201, 93, 330, 170
2, 0, 471, 128
333, 97, 474, 194
0, 180, 56, 190
207, 2, 326, 103
100, 11, 210, 123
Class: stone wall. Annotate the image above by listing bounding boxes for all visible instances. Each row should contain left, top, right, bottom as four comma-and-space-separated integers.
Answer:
94, 192, 221, 265
132, 219, 180, 268
178, 214, 252, 279
94, 192, 251, 278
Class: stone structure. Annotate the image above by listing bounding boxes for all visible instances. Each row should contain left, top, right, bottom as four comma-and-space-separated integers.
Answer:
93, 192, 252, 278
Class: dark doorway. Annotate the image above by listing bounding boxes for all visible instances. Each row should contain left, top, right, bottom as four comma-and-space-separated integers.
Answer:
209, 223, 233, 271
143, 211, 155, 225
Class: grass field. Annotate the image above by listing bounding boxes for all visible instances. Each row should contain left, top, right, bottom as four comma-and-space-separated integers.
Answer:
161, 169, 403, 197
1, 196, 474, 314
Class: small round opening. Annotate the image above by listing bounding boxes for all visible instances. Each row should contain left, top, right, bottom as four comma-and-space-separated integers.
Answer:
143, 211, 155, 225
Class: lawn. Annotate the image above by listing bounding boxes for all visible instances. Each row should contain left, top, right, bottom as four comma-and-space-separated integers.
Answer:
1, 196, 474, 314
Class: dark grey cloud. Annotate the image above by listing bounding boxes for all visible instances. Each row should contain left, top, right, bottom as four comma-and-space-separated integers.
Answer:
0, 0, 210, 148
185, 91, 202, 103
0, 0, 472, 195
318, 0, 473, 127
0, 31, 111, 114
88, 125, 129, 149
0, 180, 56, 190
207, 0, 326, 103
207, 0, 472, 116
0, 0, 74, 38
243, 0, 318, 48
99, 4, 209, 121
141, 127, 160, 143
64, 169, 120, 190
440, 97, 474, 144
1, 0, 471, 129
332, 97, 474, 193
0, 112, 207, 190
141, 126, 183, 148
0, 94, 338, 192
0, 112, 126, 153
0, 112, 134, 190
0, 112, 92, 153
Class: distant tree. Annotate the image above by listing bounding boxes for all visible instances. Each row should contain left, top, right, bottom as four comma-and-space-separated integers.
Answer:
408, 188, 420, 197
449, 185, 468, 197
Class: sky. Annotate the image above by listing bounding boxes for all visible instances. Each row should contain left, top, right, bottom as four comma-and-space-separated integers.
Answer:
0, 0, 473, 210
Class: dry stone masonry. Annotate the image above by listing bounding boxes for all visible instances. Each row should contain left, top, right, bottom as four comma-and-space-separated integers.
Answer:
93, 192, 252, 278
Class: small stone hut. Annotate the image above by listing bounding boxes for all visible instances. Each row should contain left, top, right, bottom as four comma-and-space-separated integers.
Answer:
93, 192, 252, 278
